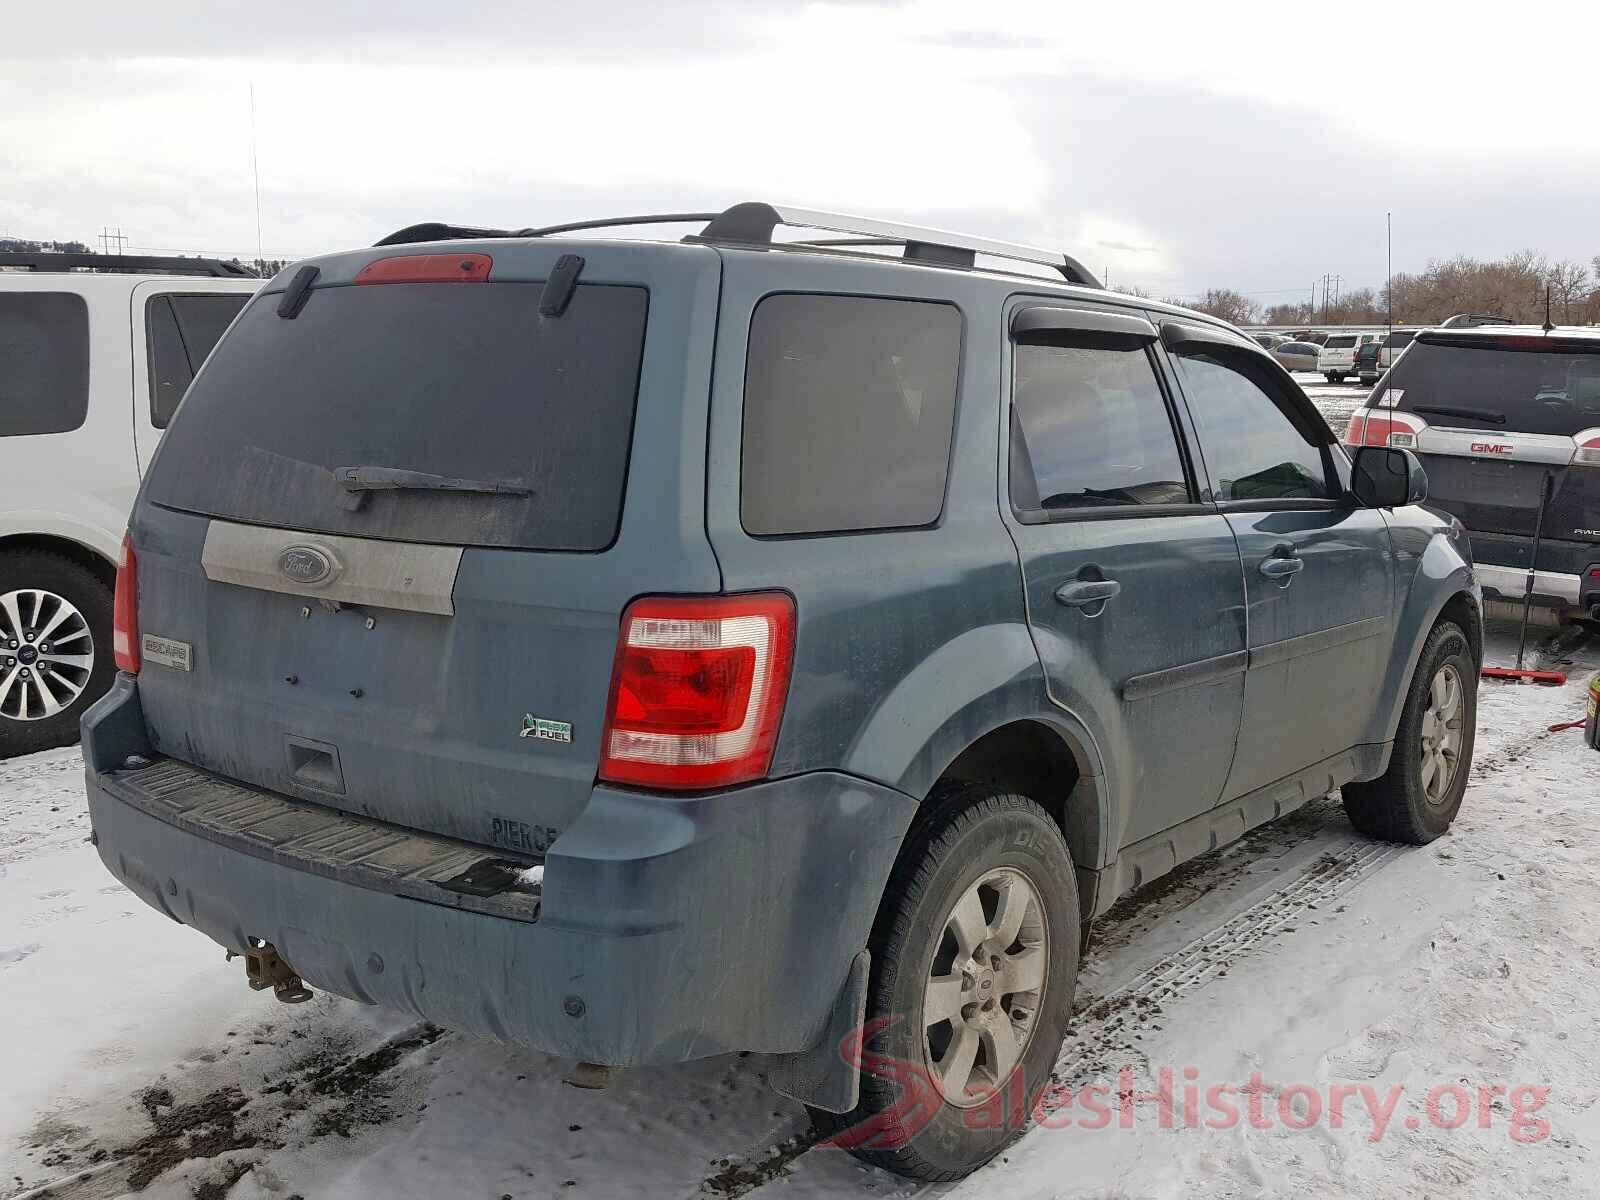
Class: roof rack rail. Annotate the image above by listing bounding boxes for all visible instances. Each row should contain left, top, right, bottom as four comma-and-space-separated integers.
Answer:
0, 252, 255, 278
375, 214, 718, 247
372, 202, 1102, 288
695, 202, 1102, 287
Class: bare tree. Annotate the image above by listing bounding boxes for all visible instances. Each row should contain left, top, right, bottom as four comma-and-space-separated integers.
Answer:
1190, 288, 1258, 325
1546, 259, 1592, 323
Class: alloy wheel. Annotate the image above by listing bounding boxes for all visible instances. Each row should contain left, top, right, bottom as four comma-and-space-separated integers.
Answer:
0, 589, 96, 722
1418, 663, 1464, 806
922, 867, 1048, 1107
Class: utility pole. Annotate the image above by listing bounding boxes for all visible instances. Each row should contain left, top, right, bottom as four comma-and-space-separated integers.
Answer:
98, 226, 127, 255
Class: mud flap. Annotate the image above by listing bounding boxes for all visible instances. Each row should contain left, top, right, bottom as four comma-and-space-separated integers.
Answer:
765, 949, 868, 1114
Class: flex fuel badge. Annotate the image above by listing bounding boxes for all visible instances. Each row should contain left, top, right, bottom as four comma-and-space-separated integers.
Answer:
520, 714, 572, 744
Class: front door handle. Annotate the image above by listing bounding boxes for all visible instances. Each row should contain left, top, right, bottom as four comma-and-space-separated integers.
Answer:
1259, 554, 1305, 583
1055, 579, 1122, 609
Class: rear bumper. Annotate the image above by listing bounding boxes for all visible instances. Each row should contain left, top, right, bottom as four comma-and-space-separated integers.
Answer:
83, 676, 917, 1067
1468, 532, 1598, 609
1475, 562, 1582, 607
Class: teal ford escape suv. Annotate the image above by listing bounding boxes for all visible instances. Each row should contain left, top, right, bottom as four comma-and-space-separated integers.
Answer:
82, 202, 1481, 1180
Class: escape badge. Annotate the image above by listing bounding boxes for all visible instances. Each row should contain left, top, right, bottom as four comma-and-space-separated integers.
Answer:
520, 714, 573, 744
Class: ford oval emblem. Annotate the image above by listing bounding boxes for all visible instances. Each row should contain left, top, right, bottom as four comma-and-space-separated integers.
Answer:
277, 544, 334, 586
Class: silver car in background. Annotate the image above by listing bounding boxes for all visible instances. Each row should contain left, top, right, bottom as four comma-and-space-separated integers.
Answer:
1272, 339, 1322, 372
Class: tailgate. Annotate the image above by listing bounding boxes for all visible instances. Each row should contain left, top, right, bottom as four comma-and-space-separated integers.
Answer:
130, 240, 723, 849
1412, 428, 1578, 539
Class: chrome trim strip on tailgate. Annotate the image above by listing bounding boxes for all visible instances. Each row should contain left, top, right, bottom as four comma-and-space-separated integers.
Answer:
100, 756, 541, 922
1414, 426, 1577, 465
201, 520, 461, 615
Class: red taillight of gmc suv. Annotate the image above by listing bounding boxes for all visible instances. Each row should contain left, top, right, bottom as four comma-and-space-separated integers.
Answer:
1574, 429, 1600, 467
599, 593, 796, 790
112, 533, 139, 674
1345, 410, 1424, 448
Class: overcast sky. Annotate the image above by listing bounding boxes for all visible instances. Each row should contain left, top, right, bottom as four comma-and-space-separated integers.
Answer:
5, 0, 1598, 303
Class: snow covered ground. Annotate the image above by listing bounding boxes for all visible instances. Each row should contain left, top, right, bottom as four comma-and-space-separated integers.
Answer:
4, 615, 1596, 1199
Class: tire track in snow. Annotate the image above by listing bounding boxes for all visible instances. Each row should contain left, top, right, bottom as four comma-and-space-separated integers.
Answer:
741, 679, 1574, 1199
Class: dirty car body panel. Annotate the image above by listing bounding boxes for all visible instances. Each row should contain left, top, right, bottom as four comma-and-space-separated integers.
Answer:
83, 217, 1481, 1115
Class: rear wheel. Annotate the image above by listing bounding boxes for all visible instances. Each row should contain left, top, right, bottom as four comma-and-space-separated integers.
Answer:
0, 552, 114, 758
1342, 620, 1475, 843
1324, 372, 1337, 382
811, 784, 1079, 1181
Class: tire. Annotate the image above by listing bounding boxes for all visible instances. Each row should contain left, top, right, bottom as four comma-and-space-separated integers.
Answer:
1324, 373, 1337, 383
1342, 620, 1476, 844
810, 784, 1080, 1181
0, 551, 115, 758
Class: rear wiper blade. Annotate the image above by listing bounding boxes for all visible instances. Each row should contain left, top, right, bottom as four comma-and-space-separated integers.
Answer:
333, 465, 532, 511
1411, 404, 1507, 424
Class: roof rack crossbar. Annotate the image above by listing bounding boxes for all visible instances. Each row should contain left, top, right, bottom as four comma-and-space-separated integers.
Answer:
695, 202, 1102, 287
518, 213, 719, 238
0, 253, 254, 278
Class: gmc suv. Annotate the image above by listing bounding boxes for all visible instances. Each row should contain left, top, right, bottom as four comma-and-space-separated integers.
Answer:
1346, 325, 1600, 620
82, 203, 1482, 1180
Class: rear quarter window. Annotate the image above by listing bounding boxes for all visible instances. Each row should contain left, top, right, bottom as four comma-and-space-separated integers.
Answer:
147, 293, 249, 427
740, 293, 961, 536
0, 292, 89, 437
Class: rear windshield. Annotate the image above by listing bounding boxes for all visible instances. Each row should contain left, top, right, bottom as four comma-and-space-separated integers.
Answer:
1323, 335, 1357, 349
1382, 331, 1415, 349
1385, 340, 1600, 436
148, 281, 648, 550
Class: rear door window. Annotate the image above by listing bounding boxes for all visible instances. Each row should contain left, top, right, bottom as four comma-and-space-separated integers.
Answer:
1175, 352, 1332, 501
147, 281, 649, 551
1384, 340, 1600, 436
0, 292, 89, 437
1010, 342, 1191, 512
147, 294, 249, 427
740, 294, 960, 536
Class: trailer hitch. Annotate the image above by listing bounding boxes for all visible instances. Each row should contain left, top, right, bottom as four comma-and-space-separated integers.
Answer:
244, 941, 314, 1004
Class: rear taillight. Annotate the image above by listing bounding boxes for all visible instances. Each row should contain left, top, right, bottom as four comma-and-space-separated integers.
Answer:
1574, 430, 1600, 467
599, 593, 795, 790
355, 253, 493, 284
1344, 410, 1423, 448
112, 533, 139, 674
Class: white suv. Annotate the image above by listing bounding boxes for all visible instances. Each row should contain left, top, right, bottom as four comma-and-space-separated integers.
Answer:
0, 254, 257, 755
1316, 331, 1384, 383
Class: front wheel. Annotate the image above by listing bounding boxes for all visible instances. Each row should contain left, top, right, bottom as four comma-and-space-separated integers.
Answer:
0, 551, 115, 758
1343, 620, 1476, 843
811, 784, 1079, 1181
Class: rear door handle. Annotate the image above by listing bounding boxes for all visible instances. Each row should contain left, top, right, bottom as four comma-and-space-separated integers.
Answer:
1055, 579, 1122, 608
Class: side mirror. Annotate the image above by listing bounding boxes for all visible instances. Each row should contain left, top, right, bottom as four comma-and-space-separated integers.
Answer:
1350, 446, 1428, 508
